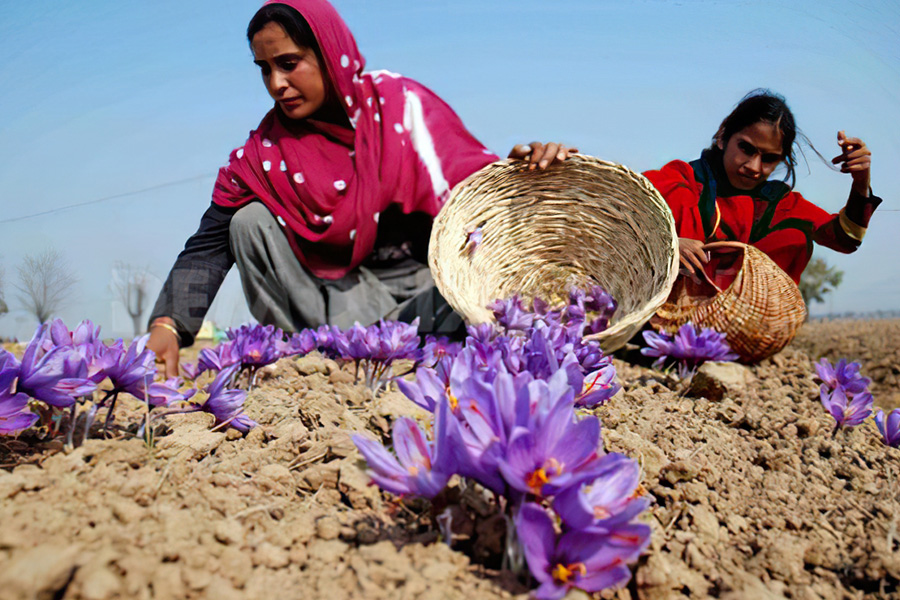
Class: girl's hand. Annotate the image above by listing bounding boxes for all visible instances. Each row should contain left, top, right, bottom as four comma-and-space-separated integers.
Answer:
508, 142, 578, 170
678, 237, 708, 276
832, 131, 871, 196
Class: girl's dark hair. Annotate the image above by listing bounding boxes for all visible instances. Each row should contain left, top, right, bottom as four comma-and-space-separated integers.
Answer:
711, 89, 824, 188
247, 3, 321, 58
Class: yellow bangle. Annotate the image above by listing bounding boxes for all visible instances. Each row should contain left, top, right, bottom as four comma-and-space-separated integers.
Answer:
838, 207, 866, 243
151, 322, 181, 341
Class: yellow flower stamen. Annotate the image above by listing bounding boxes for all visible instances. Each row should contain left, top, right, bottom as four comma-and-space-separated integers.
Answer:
551, 562, 587, 584
526, 468, 550, 493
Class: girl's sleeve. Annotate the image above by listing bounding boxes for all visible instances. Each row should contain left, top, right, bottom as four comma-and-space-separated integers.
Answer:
643, 160, 706, 240
784, 190, 883, 253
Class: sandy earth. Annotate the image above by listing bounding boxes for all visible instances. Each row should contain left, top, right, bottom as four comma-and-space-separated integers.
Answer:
1, 319, 898, 600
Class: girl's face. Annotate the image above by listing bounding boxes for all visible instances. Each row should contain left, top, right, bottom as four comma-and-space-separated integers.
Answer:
251, 21, 327, 121
718, 121, 785, 190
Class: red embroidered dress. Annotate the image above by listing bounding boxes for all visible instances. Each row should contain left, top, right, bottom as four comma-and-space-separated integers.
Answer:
643, 150, 881, 283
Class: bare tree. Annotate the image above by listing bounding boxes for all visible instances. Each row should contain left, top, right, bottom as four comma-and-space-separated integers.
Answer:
111, 262, 153, 337
15, 249, 78, 324
0, 260, 7, 316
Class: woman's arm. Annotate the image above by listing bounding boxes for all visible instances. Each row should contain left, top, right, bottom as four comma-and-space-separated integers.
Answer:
147, 203, 237, 376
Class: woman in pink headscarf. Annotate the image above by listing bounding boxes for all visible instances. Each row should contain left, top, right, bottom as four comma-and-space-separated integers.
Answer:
147, 0, 570, 376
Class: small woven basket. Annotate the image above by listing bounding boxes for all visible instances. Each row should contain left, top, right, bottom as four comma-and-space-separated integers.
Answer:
428, 155, 680, 352
652, 241, 808, 363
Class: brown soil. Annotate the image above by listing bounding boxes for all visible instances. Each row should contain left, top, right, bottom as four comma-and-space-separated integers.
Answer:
1, 320, 898, 600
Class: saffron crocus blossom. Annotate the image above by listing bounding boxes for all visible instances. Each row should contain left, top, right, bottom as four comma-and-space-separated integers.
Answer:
875, 409, 900, 448
420, 335, 462, 383
499, 399, 602, 497
396, 367, 448, 413
490, 297, 536, 331
181, 362, 201, 380
579, 285, 618, 335
331, 323, 373, 361
641, 323, 738, 377
283, 329, 317, 357
0, 352, 38, 434
516, 503, 650, 599
227, 323, 286, 369
576, 364, 620, 408
552, 452, 648, 530
147, 377, 197, 407
47, 319, 108, 382
353, 399, 456, 498
465, 226, 483, 254
17, 325, 96, 407
815, 358, 871, 396
196, 341, 241, 376
101, 335, 156, 400
201, 365, 256, 432
820, 386, 873, 429
369, 319, 421, 364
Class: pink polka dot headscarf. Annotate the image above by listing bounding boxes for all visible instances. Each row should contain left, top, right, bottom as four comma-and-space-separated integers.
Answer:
212, 0, 497, 279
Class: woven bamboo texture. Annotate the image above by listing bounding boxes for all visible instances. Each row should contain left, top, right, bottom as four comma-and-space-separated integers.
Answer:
428, 155, 680, 352
653, 241, 808, 363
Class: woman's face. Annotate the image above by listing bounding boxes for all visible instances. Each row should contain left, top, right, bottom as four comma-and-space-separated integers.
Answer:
251, 21, 327, 121
718, 121, 785, 190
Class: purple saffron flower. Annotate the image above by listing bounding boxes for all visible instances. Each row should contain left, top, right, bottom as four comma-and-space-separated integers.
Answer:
466, 322, 498, 345
331, 322, 372, 361
181, 362, 201, 380
820, 386, 873, 429
420, 335, 462, 382
464, 226, 483, 254
396, 366, 448, 413
101, 335, 157, 400
490, 296, 535, 331
353, 399, 456, 498
516, 503, 650, 600
368, 319, 421, 363
583, 285, 618, 317
227, 323, 285, 369
0, 351, 38, 435
147, 377, 197, 407
498, 399, 602, 498
283, 329, 317, 357
576, 364, 621, 408
815, 358, 871, 396
201, 365, 255, 432
551, 452, 648, 530
875, 409, 900, 448
46, 319, 109, 382
17, 324, 96, 407
196, 340, 241, 376
641, 323, 738, 377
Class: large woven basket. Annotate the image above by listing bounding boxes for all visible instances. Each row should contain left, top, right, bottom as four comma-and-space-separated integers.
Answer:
428, 155, 680, 352
652, 241, 807, 363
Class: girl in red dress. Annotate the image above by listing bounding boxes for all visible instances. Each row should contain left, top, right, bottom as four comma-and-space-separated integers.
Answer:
643, 90, 881, 285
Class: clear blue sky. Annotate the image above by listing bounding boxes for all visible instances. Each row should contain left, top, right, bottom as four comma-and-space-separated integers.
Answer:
1, 0, 898, 339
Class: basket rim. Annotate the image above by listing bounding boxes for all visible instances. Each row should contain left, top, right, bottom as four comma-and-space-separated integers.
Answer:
429, 155, 681, 350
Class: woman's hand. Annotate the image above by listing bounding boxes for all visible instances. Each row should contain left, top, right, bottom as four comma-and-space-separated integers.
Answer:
508, 142, 578, 170
832, 131, 871, 196
147, 318, 181, 378
678, 238, 708, 277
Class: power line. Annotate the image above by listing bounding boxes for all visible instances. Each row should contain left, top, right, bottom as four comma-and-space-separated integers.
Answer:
0, 173, 217, 225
